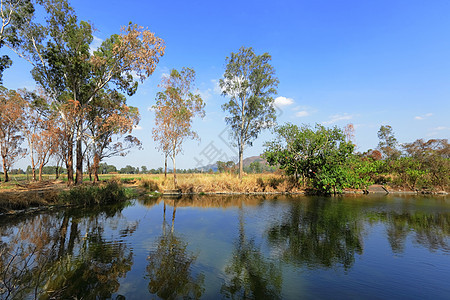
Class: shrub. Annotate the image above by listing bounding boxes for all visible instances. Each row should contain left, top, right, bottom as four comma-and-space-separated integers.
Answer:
59, 181, 127, 206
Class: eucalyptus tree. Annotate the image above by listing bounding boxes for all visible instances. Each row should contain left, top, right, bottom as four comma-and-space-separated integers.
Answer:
220, 46, 279, 179
0, 88, 27, 182
377, 125, 400, 160
9, 0, 165, 184
152, 67, 205, 187
86, 89, 141, 182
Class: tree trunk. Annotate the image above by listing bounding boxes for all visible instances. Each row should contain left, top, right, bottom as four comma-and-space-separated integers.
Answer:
66, 138, 74, 185
87, 157, 92, 182
30, 152, 36, 181
75, 139, 83, 185
172, 154, 177, 188
38, 163, 44, 181
2, 157, 8, 182
164, 154, 167, 179
93, 152, 100, 183
55, 165, 59, 179
238, 143, 244, 180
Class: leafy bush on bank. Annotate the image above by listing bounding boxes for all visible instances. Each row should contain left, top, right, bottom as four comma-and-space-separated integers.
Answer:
59, 181, 128, 206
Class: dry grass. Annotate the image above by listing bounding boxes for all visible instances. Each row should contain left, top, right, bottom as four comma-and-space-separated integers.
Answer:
106, 173, 303, 194
0, 189, 61, 213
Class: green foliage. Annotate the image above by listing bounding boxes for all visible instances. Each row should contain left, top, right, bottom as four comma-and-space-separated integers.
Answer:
246, 161, 263, 173
59, 181, 128, 206
217, 160, 236, 173
98, 162, 117, 174
220, 46, 279, 178
264, 123, 355, 194
377, 125, 400, 160
119, 165, 139, 174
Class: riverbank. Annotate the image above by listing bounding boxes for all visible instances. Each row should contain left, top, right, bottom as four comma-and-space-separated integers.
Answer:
0, 174, 447, 215
0, 179, 141, 215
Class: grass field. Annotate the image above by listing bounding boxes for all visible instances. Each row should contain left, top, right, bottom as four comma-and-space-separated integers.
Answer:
102, 172, 301, 193
0, 172, 301, 194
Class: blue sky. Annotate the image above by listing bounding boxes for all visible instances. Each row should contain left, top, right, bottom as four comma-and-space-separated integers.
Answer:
3, 0, 450, 170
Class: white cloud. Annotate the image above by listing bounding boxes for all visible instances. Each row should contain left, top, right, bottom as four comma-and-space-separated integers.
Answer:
322, 113, 353, 125
133, 125, 143, 131
295, 111, 309, 117
434, 126, 449, 131
414, 112, 433, 120
147, 106, 155, 112
89, 35, 103, 55
274, 96, 294, 107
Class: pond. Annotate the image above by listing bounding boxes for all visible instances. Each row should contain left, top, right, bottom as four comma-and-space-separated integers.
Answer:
1, 194, 449, 299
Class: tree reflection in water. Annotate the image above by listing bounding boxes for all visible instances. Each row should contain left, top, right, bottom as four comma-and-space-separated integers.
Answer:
382, 210, 450, 253
146, 199, 205, 299
0, 201, 136, 299
267, 198, 364, 270
221, 203, 282, 299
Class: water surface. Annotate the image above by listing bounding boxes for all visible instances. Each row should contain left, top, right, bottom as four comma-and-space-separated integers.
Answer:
1, 195, 449, 299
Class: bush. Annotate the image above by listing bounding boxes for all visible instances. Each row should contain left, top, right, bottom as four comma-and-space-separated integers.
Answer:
59, 181, 127, 206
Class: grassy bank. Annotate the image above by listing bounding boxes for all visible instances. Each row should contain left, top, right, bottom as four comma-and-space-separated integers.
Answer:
0, 179, 136, 214
1, 172, 447, 214
118, 173, 303, 194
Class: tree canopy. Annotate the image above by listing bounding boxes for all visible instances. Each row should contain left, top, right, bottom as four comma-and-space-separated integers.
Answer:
220, 46, 278, 179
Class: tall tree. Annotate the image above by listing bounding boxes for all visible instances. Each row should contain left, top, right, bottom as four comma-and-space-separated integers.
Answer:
0, 88, 27, 182
220, 46, 279, 179
377, 125, 400, 160
152, 67, 205, 187
9, 0, 165, 184
22, 89, 58, 181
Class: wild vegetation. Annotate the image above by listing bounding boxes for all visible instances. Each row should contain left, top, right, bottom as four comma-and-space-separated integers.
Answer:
264, 124, 449, 194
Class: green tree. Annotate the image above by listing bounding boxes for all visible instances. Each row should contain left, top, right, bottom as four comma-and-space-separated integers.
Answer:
377, 125, 400, 160
246, 161, 263, 174
220, 46, 279, 179
264, 123, 355, 194
152, 67, 205, 187
401, 138, 450, 190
